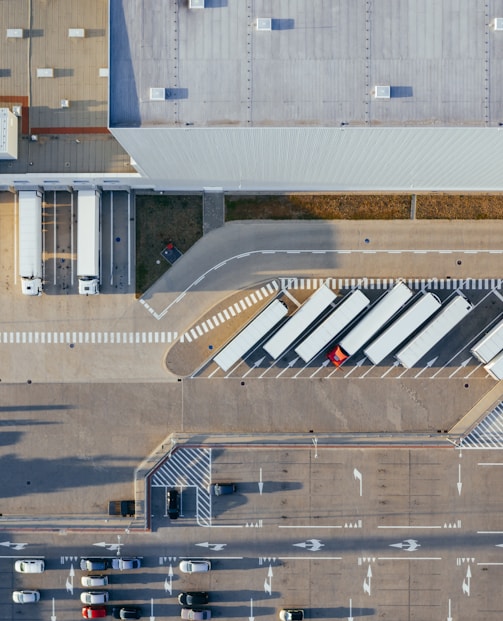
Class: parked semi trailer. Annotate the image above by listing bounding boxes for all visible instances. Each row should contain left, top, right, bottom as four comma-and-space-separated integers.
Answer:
18, 190, 43, 296
263, 284, 336, 360
395, 293, 473, 369
214, 298, 288, 372
485, 350, 503, 380
295, 289, 370, 363
77, 190, 101, 295
363, 292, 442, 365
327, 281, 413, 366
470, 318, 503, 364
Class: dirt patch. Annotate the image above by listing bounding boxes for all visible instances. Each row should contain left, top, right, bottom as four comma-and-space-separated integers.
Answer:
226, 194, 411, 220
135, 194, 203, 295
416, 194, 503, 219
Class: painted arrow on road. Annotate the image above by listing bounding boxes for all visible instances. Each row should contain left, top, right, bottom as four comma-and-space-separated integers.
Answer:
196, 542, 227, 551
164, 564, 173, 595
389, 539, 421, 552
65, 563, 74, 594
0, 541, 28, 550
93, 542, 121, 552
363, 565, 372, 596
293, 539, 324, 552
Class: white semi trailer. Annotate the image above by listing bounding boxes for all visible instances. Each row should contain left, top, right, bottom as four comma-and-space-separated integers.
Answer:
77, 190, 101, 295
363, 292, 442, 365
395, 293, 473, 369
485, 350, 503, 381
470, 318, 503, 364
18, 190, 43, 296
294, 289, 370, 363
263, 284, 336, 360
214, 298, 288, 372
327, 281, 413, 366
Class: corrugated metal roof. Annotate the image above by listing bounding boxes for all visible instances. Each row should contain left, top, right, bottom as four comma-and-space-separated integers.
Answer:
110, 126, 503, 191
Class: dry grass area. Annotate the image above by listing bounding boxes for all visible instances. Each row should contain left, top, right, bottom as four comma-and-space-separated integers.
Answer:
135, 194, 203, 295
416, 194, 503, 219
226, 193, 503, 220
226, 194, 411, 220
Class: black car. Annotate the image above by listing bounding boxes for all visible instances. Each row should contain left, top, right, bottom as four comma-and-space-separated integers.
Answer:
167, 489, 180, 519
112, 607, 141, 620
80, 558, 110, 571
178, 592, 209, 607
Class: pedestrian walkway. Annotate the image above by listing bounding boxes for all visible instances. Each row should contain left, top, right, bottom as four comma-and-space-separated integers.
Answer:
151, 447, 212, 526
459, 401, 503, 449
203, 189, 225, 234
0, 330, 177, 345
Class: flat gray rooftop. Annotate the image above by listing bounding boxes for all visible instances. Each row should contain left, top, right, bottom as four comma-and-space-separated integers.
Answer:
110, 0, 503, 128
0, 0, 133, 175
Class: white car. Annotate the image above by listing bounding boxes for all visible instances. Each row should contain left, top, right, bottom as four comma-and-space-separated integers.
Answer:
80, 591, 110, 604
81, 575, 109, 587
14, 559, 45, 573
179, 560, 211, 574
12, 590, 40, 604
111, 557, 141, 571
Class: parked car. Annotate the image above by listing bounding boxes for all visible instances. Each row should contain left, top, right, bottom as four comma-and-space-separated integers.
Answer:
14, 559, 45, 573
167, 489, 180, 519
12, 590, 40, 604
81, 592, 110, 605
211, 483, 236, 496
181, 609, 211, 620
112, 607, 141, 620
80, 559, 110, 571
179, 560, 211, 574
81, 575, 109, 587
178, 592, 209, 606
111, 557, 141, 571
82, 606, 107, 618
279, 610, 304, 621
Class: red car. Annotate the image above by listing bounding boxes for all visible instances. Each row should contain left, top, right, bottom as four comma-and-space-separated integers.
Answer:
82, 607, 107, 619
327, 345, 349, 367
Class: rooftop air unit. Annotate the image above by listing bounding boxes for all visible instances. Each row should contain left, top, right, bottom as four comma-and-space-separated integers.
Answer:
68, 28, 85, 38
256, 18, 272, 31
6, 29, 23, 38
374, 86, 391, 99
150, 88, 165, 101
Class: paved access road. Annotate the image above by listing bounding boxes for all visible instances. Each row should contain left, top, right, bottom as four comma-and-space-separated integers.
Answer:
2, 444, 503, 621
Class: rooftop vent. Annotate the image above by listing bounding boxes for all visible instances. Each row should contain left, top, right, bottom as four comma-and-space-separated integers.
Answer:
374, 85, 391, 99
189, 0, 205, 7
150, 88, 165, 101
37, 68, 54, 78
494, 18, 503, 30
256, 18, 272, 31
68, 28, 85, 38
6, 29, 23, 38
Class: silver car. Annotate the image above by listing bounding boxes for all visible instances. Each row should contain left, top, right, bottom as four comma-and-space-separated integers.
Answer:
81, 575, 109, 587
181, 609, 211, 620
80, 591, 110, 604
14, 559, 45, 573
12, 590, 40, 604
111, 557, 141, 571
179, 560, 211, 574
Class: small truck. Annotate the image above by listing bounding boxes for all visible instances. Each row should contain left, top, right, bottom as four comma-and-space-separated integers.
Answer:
108, 500, 135, 517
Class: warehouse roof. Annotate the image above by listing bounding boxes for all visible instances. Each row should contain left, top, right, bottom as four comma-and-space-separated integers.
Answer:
110, 0, 503, 129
